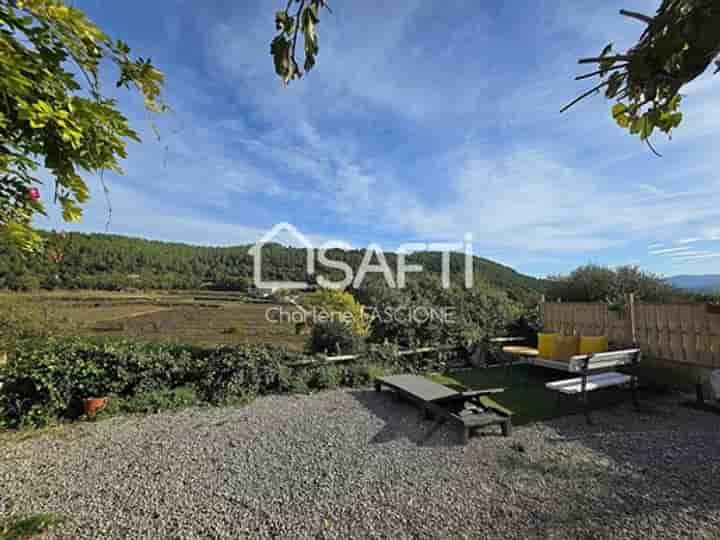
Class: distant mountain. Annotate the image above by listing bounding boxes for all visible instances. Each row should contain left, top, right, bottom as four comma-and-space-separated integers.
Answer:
665, 275, 720, 293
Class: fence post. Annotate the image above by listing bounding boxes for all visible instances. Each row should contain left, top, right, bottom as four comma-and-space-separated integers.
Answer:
629, 293, 637, 345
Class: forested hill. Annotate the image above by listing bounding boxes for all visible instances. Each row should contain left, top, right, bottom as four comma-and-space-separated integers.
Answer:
0, 232, 546, 297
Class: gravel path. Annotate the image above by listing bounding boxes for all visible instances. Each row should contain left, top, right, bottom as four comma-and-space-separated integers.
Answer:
2, 389, 720, 539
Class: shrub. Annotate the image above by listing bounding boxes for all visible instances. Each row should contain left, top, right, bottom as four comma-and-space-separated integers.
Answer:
360, 276, 521, 347
343, 362, 388, 387
301, 289, 369, 337
306, 321, 361, 355
104, 386, 200, 415
0, 338, 310, 428
16, 274, 41, 292
308, 365, 342, 390
0, 338, 451, 428
546, 264, 685, 304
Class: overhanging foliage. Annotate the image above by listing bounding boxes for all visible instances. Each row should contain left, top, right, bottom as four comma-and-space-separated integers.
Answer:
564, 1, 720, 149
0, 0, 166, 250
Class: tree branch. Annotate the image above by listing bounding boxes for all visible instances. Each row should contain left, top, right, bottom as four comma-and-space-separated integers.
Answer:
560, 81, 611, 113
579, 55, 631, 64
575, 64, 628, 81
645, 138, 662, 158
619, 9, 654, 24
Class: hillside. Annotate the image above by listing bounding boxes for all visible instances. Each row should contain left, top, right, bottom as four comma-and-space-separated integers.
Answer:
665, 275, 720, 294
0, 231, 547, 298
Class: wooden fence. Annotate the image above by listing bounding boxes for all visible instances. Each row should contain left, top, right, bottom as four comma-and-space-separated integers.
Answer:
541, 301, 720, 370
291, 344, 467, 369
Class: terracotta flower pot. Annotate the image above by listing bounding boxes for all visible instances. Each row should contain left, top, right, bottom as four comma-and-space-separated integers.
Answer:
83, 397, 109, 416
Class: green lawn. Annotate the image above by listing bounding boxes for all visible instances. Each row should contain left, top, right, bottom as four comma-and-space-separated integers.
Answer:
427, 365, 634, 425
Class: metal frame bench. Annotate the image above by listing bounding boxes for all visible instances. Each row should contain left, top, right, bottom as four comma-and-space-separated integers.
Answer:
374, 374, 512, 443
545, 348, 642, 424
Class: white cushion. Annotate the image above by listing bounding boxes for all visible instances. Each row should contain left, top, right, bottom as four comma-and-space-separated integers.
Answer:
546, 372, 632, 395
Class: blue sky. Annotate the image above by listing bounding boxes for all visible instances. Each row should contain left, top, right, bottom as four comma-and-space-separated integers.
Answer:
38, 0, 720, 277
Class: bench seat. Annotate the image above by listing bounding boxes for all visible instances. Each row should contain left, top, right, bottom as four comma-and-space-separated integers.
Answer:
545, 348, 641, 423
374, 375, 512, 442
546, 372, 632, 395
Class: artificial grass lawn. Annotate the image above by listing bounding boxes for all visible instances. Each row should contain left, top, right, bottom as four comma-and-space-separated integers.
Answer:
427, 365, 633, 426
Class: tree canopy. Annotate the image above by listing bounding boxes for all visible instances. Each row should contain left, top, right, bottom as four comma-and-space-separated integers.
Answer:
545, 264, 686, 304
0, 0, 166, 250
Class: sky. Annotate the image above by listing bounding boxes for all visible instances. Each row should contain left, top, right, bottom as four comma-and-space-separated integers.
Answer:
37, 0, 720, 278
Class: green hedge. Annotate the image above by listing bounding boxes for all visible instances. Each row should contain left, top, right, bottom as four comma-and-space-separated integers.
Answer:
0, 338, 445, 428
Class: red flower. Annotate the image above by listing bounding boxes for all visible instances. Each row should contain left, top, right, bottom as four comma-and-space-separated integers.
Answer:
25, 187, 41, 202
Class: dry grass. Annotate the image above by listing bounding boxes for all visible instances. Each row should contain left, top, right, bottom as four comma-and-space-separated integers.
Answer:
0, 290, 307, 351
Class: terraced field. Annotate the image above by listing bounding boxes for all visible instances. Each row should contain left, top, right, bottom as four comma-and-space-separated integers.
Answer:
0, 290, 307, 350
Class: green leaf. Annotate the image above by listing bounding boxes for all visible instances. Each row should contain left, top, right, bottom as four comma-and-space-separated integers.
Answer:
302, 5, 319, 72
275, 10, 294, 33
606, 72, 624, 98
668, 112, 683, 128
630, 116, 643, 135
641, 122, 653, 140
611, 103, 630, 127
270, 35, 296, 84
611, 103, 627, 117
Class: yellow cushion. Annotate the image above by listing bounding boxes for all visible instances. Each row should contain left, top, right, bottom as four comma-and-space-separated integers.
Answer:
579, 336, 609, 355
537, 333, 559, 359
552, 336, 580, 362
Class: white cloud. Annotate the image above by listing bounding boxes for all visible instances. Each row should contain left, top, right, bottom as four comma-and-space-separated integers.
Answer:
37, 183, 267, 246
672, 253, 720, 262
650, 247, 693, 255
701, 226, 720, 241
369, 147, 720, 254
676, 237, 703, 245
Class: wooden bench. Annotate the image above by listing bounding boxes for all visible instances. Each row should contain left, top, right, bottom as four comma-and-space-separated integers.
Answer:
545, 349, 642, 424
374, 374, 512, 443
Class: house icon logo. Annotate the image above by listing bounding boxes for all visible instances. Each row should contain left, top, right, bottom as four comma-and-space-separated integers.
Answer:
248, 222, 315, 291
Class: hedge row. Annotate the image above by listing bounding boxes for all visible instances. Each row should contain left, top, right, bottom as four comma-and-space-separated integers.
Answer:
0, 338, 448, 428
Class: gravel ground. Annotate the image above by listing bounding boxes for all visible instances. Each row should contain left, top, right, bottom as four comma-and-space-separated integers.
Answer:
2, 389, 720, 540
